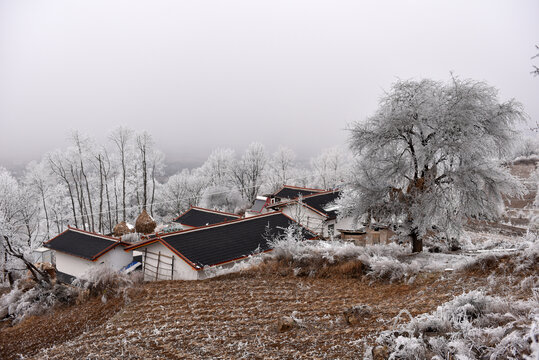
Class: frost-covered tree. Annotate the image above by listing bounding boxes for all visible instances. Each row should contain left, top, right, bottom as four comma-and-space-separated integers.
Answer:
159, 168, 209, 219
267, 146, 297, 192
109, 127, 133, 222
231, 143, 267, 203
201, 148, 235, 187
311, 147, 349, 189
338, 77, 526, 252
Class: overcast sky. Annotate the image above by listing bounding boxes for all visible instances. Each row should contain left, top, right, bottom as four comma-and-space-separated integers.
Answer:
1, 0, 538, 168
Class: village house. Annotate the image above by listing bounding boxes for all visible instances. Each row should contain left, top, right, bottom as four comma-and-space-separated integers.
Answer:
267, 189, 344, 238
173, 206, 240, 228
270, 185, 325, 204
245, 185, 325, 217
43, 226, 133, 281
125, 212, 316, 281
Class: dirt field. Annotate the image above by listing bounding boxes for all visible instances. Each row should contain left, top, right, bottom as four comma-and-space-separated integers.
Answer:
0, 256, 533, 360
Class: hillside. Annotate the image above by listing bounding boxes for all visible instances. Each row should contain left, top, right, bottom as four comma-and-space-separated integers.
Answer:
0, 233, 537, 359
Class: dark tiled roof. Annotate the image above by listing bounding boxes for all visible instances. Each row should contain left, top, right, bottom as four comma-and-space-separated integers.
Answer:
301, 190, 341, 218
43, 228, 122, 261
173, 207, 239, 227
161, 213, 317, 268
273, 186, 324, 200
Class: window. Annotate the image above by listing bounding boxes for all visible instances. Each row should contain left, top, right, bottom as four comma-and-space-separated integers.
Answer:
328, 224, 335, 237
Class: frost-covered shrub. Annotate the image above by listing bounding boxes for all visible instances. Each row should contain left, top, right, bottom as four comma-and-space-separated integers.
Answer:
514, 240, 539, 273
363, 255, 420, 283
375, 290, 539, 359
73, 266, 144, 302
462, 253, 503, 272
0, 280, 78, 324
260, 227, 417, 281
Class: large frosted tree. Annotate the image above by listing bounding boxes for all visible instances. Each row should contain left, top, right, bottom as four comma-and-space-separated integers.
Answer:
338, 77, 526, 252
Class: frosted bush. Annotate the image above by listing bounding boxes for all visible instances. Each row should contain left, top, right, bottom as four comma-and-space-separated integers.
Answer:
73, 266, 143, 302
375, 290, 539, 359
264, 227, 418, 281
0, 281, 78, 324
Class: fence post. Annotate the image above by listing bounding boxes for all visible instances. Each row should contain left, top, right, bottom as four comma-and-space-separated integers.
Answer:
155, 251, 161, 281
171, 256, 174, 280
143, 248, 147, 280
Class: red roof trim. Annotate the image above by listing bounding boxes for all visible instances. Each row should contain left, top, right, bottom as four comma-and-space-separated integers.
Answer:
248, 197, 271, 213
45, 227, 127, 261
91, 242, 123, 261
295, 189, 340, 200
272, 184, 325, 196
66, 226, 122, 241
172, 206, 240, 222
158, 211, 284, 239
158, 238, 199, 270
42, 228, 70, 245
190, 206, 240, 218
123, 238, 160, 252
267, 189, 340, 216
268, 200, 328, 218
207, 248, 274, 268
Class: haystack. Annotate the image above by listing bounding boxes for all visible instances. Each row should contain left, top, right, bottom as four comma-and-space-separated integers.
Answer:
113, 221, 134, 237
135, 209, 157, 234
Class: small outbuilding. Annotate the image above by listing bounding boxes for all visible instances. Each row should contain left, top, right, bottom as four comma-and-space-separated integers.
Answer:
43, 226, 132, 280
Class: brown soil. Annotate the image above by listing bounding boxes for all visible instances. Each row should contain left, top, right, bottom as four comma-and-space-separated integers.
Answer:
0, 297, 124, 360
0, 258, 532, 360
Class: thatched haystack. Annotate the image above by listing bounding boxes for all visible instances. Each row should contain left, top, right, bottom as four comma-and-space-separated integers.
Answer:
135, 209, 157, 234
113, 221, 134, 237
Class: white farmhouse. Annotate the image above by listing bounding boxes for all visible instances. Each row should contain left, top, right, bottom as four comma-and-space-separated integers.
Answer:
245, 185, 325, 218
43, 226, 133, 281
267, 190, 346, 239
125, 212, 317, 281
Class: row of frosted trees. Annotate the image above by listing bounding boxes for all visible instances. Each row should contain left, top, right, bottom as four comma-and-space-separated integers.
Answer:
0, 128, 352, 281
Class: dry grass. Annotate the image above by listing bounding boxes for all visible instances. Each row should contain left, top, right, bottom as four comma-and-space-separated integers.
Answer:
252, 256, 368, 279
0, 254, 528, 360
0, 297, 124, 360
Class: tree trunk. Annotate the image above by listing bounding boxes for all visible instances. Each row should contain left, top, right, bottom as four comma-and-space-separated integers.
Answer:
97, 155, 104, 233
48, 157, 78, 228
71, 167, 86, 231
150, 163, 156, 217
39, 185, 50, 238
113, 177, 119, 225
410, 228, 423, 253
104, 173, 112, 232
122, 153, 126, 222
141, 146, 147, 211
81, 166, 94, 232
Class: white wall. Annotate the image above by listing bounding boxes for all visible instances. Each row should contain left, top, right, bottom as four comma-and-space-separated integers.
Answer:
55, 252, 95, 278
140, 242, 200, 281
99, 247, 133, 271
279, 204, 328, 237
54, 246, 132, 278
